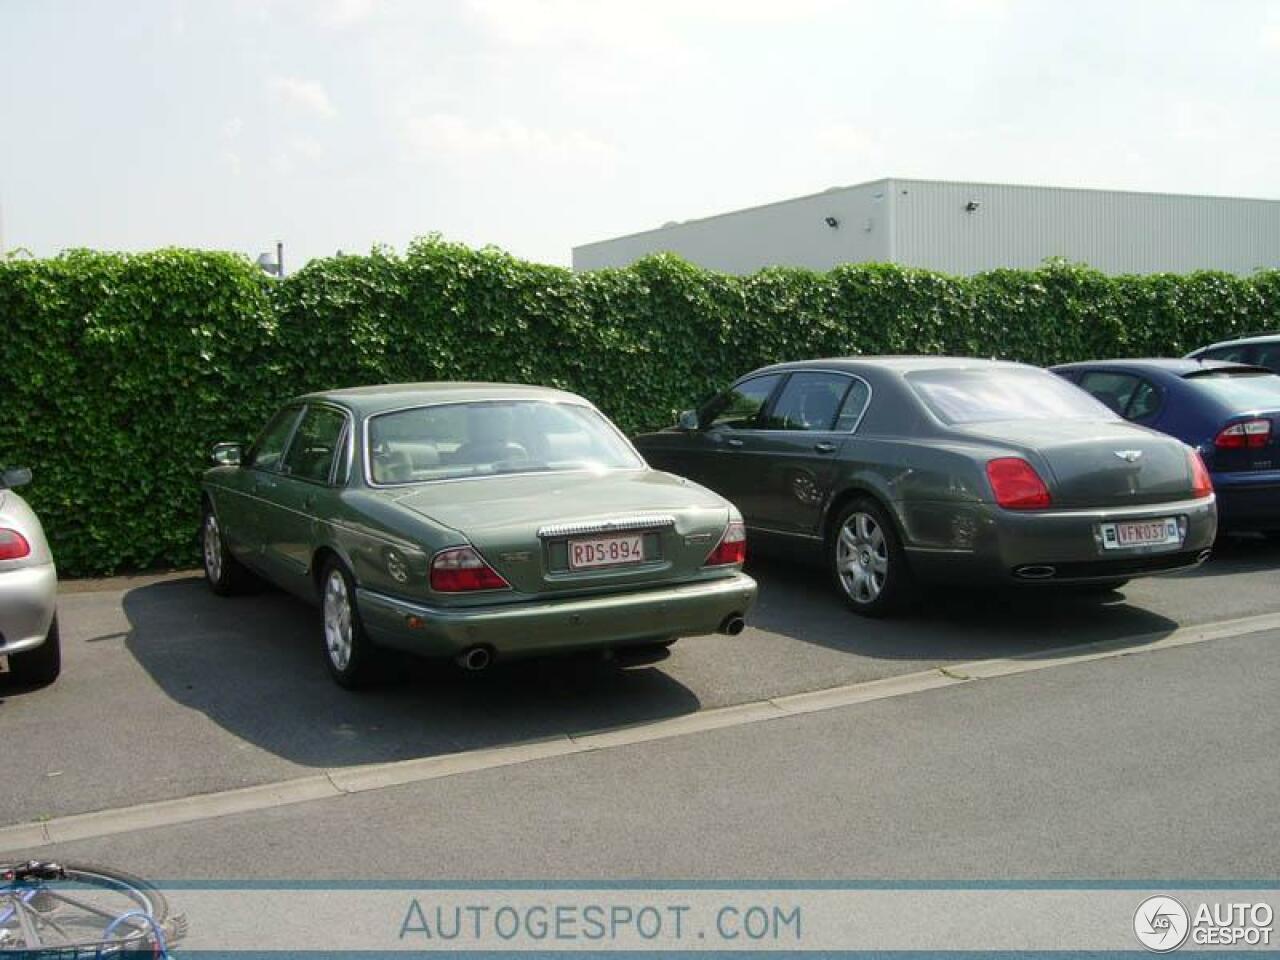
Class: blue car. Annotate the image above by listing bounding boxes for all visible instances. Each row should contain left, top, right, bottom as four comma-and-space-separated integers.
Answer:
1051, 359, 1280, 535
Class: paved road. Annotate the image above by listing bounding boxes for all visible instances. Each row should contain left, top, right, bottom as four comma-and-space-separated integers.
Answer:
23, 627, 1280, 880
2, 536, 1279, 826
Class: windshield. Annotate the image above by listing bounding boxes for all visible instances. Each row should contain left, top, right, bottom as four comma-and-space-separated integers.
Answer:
366, 400, 644, 484
908, 368, 1119, 425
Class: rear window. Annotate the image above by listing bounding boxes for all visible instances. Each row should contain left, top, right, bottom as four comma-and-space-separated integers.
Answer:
1184, 372, 1280, 411
367, 400, 643, 485
907, 368, 1118, 425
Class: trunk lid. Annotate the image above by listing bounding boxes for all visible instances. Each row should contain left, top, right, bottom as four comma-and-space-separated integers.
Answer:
391, 469, 733, 594
956, 420, 1195, 508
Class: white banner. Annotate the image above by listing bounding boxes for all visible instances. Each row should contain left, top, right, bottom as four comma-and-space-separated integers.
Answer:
148, 886, 1279, 953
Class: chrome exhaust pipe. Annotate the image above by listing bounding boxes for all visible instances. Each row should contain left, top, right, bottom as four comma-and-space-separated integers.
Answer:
456, 646, 492, 672
719, 613, 746, 636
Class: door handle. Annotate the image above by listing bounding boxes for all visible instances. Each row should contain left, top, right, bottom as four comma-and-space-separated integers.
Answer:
726, 438, 744, 448
813, 441, 837, 454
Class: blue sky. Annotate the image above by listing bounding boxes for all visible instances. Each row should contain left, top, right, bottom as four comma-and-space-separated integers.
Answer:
1, 0, 1277, 267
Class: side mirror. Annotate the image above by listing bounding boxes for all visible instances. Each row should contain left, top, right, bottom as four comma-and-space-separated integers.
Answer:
676, 410, 700, 431
1, 466, 32, 489
210, 442, 243, 466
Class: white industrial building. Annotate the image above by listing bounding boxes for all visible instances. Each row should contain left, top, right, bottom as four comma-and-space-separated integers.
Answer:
572, 178, 1280, 276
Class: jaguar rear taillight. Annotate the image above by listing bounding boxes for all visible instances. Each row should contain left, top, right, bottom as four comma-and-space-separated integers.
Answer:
429, 546, 510, 593
1189, 449, 1213, 498
0, 529, 31, 561
704, 520, 747, 567
986, 457, 1052, 510
1215, 418, 1272, 449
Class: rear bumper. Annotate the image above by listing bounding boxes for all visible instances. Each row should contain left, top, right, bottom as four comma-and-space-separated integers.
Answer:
356, 572, 758, 660
0, 563, 57, 656
905, 495, 1217, 585
1212, 471, 1280, 532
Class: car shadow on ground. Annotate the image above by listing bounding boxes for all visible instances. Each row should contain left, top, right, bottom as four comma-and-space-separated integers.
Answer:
122, 577, 703, 768
742, 553, 1186, 662
1163, 533, 1280, 579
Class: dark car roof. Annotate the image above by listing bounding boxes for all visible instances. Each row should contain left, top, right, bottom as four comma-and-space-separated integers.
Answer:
751, 356, 1035, 377
1051, 358, 1263, 378
297, 382, 587, 416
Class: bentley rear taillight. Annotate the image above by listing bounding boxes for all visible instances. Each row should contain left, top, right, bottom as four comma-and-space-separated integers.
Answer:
704, 520, 747, 567
986, 457, 1052, 510
1189, 449, 1213, 498
0, 529, 31, 561
429, 546, 510, 593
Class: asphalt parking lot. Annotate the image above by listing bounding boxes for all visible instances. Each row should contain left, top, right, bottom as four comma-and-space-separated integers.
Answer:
3, 536, 1280, 830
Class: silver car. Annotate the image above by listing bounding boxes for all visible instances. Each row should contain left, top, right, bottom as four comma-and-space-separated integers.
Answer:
0, 467, 60, 685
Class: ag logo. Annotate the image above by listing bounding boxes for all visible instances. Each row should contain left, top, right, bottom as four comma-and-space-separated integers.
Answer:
1134, 895, 1190, 952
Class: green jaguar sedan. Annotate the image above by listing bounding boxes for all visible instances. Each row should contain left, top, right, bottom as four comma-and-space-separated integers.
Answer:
200, 384, 756, 687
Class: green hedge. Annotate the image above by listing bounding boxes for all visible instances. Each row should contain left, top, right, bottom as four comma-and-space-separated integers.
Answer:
2, 239, 1277, 576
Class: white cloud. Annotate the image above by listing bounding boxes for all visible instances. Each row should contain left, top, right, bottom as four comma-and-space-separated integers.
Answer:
402, 114, 616, 169
814, 123, 877, 158
220, 117, 243, 140
940, 0, 1010, 19
316, 0, 377, 28
268, 76, 336, 119
463, 0, 845, 51
290, 137, 324, 162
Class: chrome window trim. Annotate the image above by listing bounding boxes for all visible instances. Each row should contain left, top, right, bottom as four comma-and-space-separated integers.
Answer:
537, 515, 677, 539
744, 523, 823, 542
361, 398, 647, 490
330, 418, 355, 487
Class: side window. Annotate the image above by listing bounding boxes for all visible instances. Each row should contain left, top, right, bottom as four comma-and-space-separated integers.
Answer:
699, 375, 782, 430
834, 378, 871, 431
1078, 372, 1140, 417
1125, 379, 1162, 422
244, 407, 302, 473
764, 373, 851, 431
282, 406, 349, 484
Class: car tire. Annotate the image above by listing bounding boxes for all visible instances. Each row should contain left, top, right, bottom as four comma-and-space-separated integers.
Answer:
319, 559, 379, 689
202, 505, 251, 597
829, 498, 913, 618
8, 615, 61, 686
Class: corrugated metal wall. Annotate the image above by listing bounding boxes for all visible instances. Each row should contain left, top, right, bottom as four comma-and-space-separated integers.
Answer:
573, 178, 1280, 275
572, 182, 892, 272
890, 179, 1280, 275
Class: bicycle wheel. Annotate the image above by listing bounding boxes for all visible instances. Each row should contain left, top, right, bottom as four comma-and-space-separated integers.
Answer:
1, 860, 182, 957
